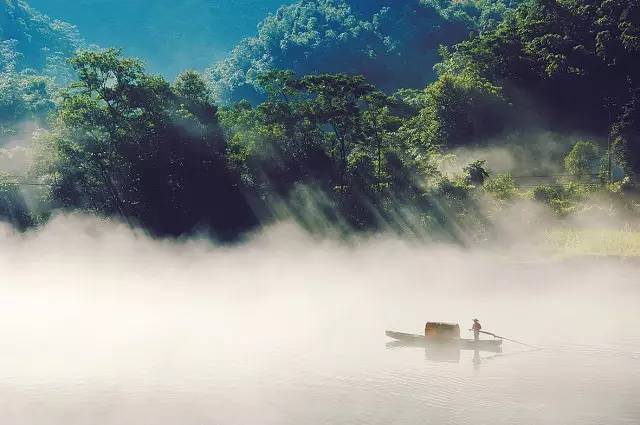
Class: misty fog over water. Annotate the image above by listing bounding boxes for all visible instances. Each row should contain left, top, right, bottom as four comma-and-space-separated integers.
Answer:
0, 216, 638, 424
3, 0, 640, 422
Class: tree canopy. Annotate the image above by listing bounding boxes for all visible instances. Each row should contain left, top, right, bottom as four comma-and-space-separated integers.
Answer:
1, 0, 81, 78
36, 49, 255, 238
437, 0, 640, 170
208, 0, 519, 104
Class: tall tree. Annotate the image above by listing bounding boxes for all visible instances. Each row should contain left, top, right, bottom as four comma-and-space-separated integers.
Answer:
36, 49, 255, 237
438, 0, 640, 172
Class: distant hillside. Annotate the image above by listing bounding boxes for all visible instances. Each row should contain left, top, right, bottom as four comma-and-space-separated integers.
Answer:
27, 0, 289, 77
207, 0, 517, 104
0, 0, 81, 77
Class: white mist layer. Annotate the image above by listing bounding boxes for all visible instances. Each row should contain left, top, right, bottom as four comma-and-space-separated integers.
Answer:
0, 215, 638, 425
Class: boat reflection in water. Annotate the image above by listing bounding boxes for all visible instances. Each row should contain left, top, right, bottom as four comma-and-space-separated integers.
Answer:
385, 327, 503, 364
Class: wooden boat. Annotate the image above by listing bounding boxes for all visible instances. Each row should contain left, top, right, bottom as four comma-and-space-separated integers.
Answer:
386, 330, 503, 352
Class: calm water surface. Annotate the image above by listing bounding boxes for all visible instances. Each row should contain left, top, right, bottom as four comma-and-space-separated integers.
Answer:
1, 231, 638, 425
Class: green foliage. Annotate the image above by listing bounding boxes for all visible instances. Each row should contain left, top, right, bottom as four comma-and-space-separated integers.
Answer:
484, 173, 517, 201
220, 71, 410, 230
208, 0, 518, 103
463, 160, 490, 185
221, 91, 333, 197
1, 0, 81, 80
607, 176, 633, 194
532, 182, 588, 216
0, 69, 56, 142
218, 68, 512, 237
564, 141, 600, 180
397, 73, 508, 155
438, 0, 640, 171
1, 0, 79, 146
0, 172, 32, 229
612, 90, 640, 174
35, 49, 254, 237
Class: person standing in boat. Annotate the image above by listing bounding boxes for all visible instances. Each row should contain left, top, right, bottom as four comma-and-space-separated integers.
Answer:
471, 319, 482, 341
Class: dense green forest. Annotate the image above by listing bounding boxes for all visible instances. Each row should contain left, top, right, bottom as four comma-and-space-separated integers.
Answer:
1, 0, 639, 241
208, 0, 519, 103
1, 0, 80, 145
1, 0, 80, 76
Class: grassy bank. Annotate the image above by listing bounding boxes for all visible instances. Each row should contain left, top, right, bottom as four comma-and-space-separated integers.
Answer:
545, 229, 640, 258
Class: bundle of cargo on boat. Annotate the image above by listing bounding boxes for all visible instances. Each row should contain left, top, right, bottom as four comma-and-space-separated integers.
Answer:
424, 322, 460, 339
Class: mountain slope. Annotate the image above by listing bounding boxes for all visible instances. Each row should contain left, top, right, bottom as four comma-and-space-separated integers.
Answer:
207, 0, 517, 104
0, 0, 80, 76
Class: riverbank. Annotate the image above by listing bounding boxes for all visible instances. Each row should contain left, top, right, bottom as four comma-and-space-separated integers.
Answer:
545, 229, 640, 258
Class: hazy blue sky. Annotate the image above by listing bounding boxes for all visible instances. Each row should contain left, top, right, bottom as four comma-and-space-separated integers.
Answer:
28, 0, 289, 77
